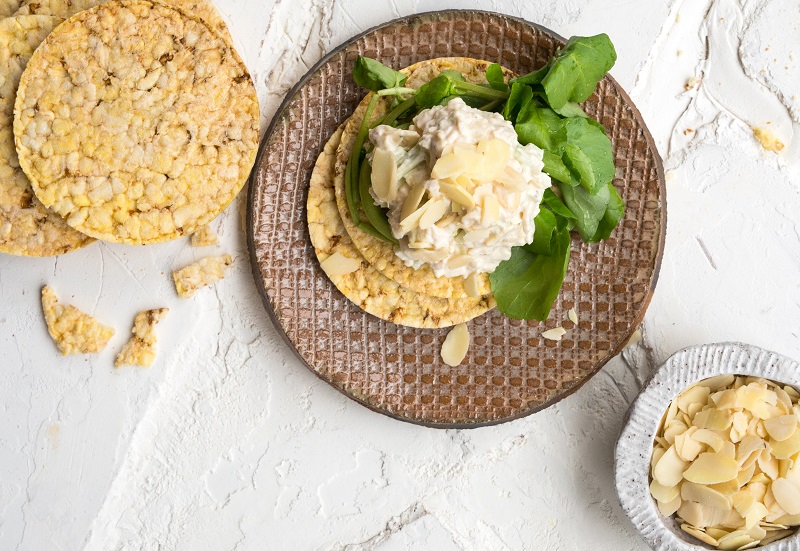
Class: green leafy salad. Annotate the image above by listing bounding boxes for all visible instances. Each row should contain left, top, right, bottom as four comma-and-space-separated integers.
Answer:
345, 34, 622, 322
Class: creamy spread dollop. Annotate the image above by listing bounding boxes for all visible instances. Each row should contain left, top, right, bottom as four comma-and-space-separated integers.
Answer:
368, 97, 550, 279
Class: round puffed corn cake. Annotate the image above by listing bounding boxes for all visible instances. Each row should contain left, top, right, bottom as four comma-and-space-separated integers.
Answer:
0, 14, 94, 256
14, 0, 259, 245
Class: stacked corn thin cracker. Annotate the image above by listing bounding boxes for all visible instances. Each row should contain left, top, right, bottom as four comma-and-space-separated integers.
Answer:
1, 0, 258, 364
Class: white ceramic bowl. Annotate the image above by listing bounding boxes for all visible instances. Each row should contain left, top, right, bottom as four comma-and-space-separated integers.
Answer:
615, 342, 800, 550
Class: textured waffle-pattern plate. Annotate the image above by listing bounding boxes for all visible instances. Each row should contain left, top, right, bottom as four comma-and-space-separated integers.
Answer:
247, 10, 666, 427
615, 343, 800, 550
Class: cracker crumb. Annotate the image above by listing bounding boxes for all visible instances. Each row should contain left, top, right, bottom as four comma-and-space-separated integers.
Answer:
191, 224, 218, 247
752, 126, 785, 152
115, 308, 168, 367
173, 254, 233, 298
41, 285, 114, 355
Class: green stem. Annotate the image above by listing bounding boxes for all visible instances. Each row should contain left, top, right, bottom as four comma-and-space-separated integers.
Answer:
478, 98, 503, 112
380, 96, 417, 127
376, 87, 417, 97
452, 81, 509, 100
345, 94, 380, 224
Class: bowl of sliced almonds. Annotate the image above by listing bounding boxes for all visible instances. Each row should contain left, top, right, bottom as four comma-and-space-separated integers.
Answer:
616, 343, 800, 550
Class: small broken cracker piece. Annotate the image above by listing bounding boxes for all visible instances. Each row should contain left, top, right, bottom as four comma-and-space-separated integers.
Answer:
173, 254, 232, 298
752, 127, 785, 153
115, 308, 168, 367
41, 285, 114, 355
190, 224, 218, 247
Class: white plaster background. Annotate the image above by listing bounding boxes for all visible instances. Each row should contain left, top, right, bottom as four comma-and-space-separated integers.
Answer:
0, 0, 798, 549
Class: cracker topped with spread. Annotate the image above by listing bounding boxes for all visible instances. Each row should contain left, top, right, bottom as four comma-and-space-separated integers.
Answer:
0, 15, 93, 256
308, 126, 494, 328
14, 0, 259, 245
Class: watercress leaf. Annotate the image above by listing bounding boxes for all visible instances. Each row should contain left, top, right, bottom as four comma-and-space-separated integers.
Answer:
514, 103, 566, 153
542, 188, 577, 227
557, 179, 610, 241
561, 117, 615, 194
503, 82, 533, 121
353, 56, 408, 92
439, 69, 466, 82
490, 228, 571, 321
524, 208, 558, 255
485, 63, 508, 91
587, 182, 625, 242
552, 101, 588, 118
542, 150, 572, 184
541, 34, 617, 109
416, 74, 455, 108
511, 60, 552, 86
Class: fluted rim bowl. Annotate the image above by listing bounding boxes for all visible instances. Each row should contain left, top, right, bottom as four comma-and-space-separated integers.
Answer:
615, 342, 800, 550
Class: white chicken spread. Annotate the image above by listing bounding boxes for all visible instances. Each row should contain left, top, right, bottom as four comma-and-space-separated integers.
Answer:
368, 98, 550, 278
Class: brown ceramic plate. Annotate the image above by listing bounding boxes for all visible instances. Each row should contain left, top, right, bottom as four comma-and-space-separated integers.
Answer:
247, 10, 666, 428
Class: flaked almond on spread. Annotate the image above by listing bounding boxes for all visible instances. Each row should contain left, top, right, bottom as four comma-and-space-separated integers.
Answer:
649, 375, 800, 550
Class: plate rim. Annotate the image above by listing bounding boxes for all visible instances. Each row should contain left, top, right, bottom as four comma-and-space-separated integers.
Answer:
246, 9, 668, 429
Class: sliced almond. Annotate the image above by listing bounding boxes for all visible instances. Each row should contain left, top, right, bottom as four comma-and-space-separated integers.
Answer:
716, 531, 754, 550
683, 453, 740, 484
567, 308, 578, 324
676, 428, 703, 461
481, 195, 500, 226
771, 430, 800, 460
446, 255, 472, 270
658, 494, 682, 517
737, 462, 757, 488
431, 152, 464, 180
441, 323, 469, 367
541, 327, 566, 342
733, 490, 756, 517
650, 480, 680, 503
463, 228, 491, 243
439, 180, 476, 208
474, 138, 511, 181
413, 249, 449, 263
764, 415, 798, 442
496, 166, 527, 190
435, 213, 457, 228
677, 501, 706, 527
744, 501, 768, 530
371, 148, 398, 202
464, 274, 480, 298
703, 375, 736, 392
319, 252, 361, 277
654, 446, 690, 487
419, 199, 450, 230
705, 527, 731, 540
680, 524, 719, 546
401, 184, 426, 221
399, 200, 431, 235
407, 241, 432, 249
772, 478, 800, 515
692, 428, 725, 453
736, 435, 766, 467
681, 481, 732, 511
694, 408, 733, 431
757, 449, 779, 480
678, 385, 711, 413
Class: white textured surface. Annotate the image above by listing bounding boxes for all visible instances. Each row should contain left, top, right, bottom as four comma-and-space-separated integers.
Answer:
616, 343, 800, 551
0, 0, 798, 549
